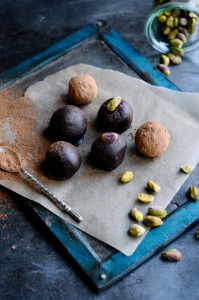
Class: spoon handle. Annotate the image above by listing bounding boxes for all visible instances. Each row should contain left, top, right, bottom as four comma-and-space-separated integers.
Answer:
20, 168, 83, 222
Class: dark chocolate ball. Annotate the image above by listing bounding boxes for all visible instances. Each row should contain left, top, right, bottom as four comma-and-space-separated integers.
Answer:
97, 97, 133, 133
90, 132, 127, 171
48, 105, 87, 146
45, 141, 81, 180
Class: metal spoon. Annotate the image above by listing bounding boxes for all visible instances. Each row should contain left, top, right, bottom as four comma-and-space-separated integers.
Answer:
0, 146, 83, 222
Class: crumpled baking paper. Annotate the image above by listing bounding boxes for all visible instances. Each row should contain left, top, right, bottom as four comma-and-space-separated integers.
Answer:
0, 64, 198, 256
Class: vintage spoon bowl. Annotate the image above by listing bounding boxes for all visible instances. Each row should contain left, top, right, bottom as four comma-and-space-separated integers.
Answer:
0, 146, 83, 222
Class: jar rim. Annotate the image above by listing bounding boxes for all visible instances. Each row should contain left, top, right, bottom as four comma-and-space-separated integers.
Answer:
145, 2, 199, 53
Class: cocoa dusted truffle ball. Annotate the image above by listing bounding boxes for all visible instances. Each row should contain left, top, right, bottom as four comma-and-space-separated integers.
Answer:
48, 105, 87, 146
135, 121, 170, 158
68, 74, 98, 105
90, 132, 127, 171
96, 96, 133, 133
45, 141, 81, 180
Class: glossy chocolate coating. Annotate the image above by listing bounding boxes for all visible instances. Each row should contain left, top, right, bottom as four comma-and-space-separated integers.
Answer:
45, 141, 81, 180
97, 98, 133, 133
48, 105, 87, 146
90, 132, 127, 171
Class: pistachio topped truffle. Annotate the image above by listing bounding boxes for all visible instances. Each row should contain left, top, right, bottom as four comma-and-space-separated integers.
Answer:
68, 74, 98, 105
96, 96, 133, 133
90, 132, 127, 171
135, 121, 170, 158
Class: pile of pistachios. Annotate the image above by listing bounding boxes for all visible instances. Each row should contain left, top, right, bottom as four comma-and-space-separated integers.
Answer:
157, 9, 199, 75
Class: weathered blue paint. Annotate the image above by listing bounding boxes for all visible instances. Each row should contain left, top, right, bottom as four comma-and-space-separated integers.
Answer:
1, 22, 195, 291
101, 26, 181, 91
30, 202, 101, 274
0, 23, 101, 91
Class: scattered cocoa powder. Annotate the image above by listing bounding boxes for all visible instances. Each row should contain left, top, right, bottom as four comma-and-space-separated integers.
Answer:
0, 87, 49, 182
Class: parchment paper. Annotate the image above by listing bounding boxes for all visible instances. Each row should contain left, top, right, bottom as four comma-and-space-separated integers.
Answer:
0, 64, 199, 256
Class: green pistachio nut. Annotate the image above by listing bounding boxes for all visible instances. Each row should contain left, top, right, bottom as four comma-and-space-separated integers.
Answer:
130, 208, 143, 222
160, 55, 170, 66
120, 171, 134, 183
157, 64, 170, 76
172, 9, 181, 17
147, 180, 161, 193
180, 166, 193, 174
158, 14, 167, 24
129, 224, 145, 237
174, 17, 179, 27
101, 132, 118, 143
166, 16, 174, 28
148, 206, 167, 219
161, 249, 182, 261
168, 28, 179, 40
178, 27, 189, 37
177, 32, 187, 43
170, 47, 184, 56
163, 26, 171, 35
137, 193, 154, 203
188, 17, 197, 34
189, 186, 199, 200
167, 53, 182, 65
144, 215, 163, 227
164, 10, 172, 17
170, 38, 183, 48
106, 96, 122, 111
196, 228, 199, 239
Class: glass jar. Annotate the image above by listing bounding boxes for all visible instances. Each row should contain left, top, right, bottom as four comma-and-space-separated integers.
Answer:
145, 0, 199, 53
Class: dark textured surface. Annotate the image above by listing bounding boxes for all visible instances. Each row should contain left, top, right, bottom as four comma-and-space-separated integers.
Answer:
0, 1, 199, 299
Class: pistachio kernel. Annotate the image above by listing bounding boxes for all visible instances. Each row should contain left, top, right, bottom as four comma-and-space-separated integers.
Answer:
143, 215, 163, 227
189, 186, 199, 200
170, 46, 184, 56
163, 26, 171, 35
160, 55, 170, 66
147, 180, 161, 193
158, 15, 167, 24
168, 28, 179, 40
129, 224, 146, 237
101, 132, 118, 143
148, 206, 167, 219
166, 16, 174, 28
188, 17, 197, 34
170, 38, 183, 48
178, 27, 189, 37
157, 64, 170, 76
130, 208, 143, 222
120, 171, 134, 183
177, 32, 187, 43
196, 228, 199, 239
161, 249, 182, 261
106, 96, 122, 112
164, 10, 172, 17
137, 193, 154, 203
180, 165, 193, 174
167, 53, 182, 65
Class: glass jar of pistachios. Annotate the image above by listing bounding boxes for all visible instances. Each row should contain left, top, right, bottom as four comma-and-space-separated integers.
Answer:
145, 0, 199, 53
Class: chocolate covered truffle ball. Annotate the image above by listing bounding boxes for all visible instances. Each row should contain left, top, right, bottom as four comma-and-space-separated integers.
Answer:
68, 74, 98, 105
90, 132, 127, 171
135, 121, 170, 158
48, 105, 87, 146
45, 141, 81, 180
96, 96, 133, 133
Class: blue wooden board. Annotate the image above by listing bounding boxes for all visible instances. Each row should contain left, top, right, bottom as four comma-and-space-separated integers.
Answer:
0, 21, 198, 291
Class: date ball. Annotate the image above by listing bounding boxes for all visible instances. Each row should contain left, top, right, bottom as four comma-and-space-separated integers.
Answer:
45, 141, 81, 180
68, 74, 98, 105
135, 121, 170, 158
90, 132, 127, 171
96, 96, 133, 133
48, 105, 87, 146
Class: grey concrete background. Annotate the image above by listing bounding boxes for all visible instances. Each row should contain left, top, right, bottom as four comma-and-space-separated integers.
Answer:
0, 0, 199, 299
